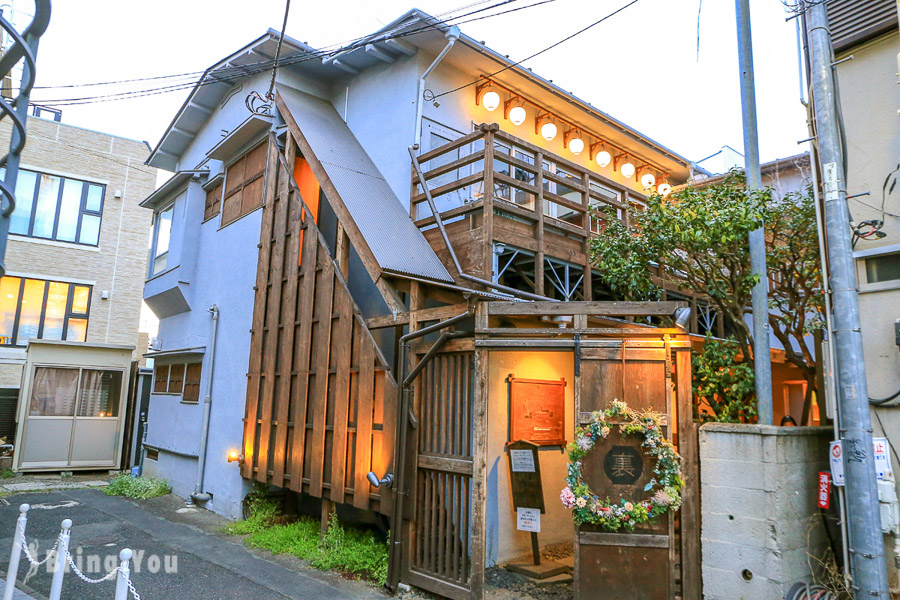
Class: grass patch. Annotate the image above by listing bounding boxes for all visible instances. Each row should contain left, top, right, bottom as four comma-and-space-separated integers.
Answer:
225, 497, 388, 585
104, 474, 171, 499
0, 467, 14, 479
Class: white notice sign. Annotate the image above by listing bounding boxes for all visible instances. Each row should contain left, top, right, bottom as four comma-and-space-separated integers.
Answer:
873, 437, 891, 480
517, 507, 541, 533
830, 441, 844, 486
829, 438, 892, 487
510, 449, 535, 473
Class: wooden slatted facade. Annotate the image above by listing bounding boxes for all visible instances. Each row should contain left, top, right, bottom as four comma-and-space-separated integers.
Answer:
242, 133, 397, 514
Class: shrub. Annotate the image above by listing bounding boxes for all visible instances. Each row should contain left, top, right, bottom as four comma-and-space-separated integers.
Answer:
104, 474, 171, 499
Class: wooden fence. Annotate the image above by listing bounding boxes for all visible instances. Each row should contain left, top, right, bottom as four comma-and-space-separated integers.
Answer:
241, 132, 396, 514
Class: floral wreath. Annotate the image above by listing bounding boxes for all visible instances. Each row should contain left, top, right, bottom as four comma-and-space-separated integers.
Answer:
560, 399, 683, 532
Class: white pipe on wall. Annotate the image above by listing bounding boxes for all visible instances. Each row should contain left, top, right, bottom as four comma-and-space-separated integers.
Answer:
413, 26, 459, 150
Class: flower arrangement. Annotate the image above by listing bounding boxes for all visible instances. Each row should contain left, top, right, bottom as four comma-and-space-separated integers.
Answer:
561, 399, 683, 532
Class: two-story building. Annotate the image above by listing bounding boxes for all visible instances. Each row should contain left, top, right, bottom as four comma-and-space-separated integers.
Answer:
0, 111, 157, 451
140, 10, 707, 598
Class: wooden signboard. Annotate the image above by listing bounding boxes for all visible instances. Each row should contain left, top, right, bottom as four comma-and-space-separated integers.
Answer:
507, 376, 566, 446
506, 440, 545, 513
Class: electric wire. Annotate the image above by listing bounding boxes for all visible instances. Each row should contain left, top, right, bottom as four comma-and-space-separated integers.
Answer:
26, 0, 551, 106
432, 0, 641, 100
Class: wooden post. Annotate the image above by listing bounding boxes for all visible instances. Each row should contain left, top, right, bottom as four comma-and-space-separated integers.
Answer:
482, 129, 495, 282
321, 499, 332, 539
581, 172, 592, 301
676, 346, 701, 599
470, 303, 489, 597
535, 151, 545, 297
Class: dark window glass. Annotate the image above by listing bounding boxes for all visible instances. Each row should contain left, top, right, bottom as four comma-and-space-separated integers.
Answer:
6, 168, 104, 246
865, 253, 900, 284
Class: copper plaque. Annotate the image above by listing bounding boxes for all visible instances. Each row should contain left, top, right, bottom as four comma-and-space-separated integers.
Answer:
508, 376, 566, 447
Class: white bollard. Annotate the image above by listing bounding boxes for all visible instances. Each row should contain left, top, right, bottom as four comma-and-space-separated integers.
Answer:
47, 519, 71, 600
2, 504, 29, 600
114, 548, 132, 600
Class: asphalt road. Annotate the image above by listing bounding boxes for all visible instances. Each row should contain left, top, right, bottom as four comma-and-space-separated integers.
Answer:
0, 489, 387, 600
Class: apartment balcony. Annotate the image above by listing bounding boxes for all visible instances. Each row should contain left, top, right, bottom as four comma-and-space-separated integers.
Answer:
411, 123, 648, 302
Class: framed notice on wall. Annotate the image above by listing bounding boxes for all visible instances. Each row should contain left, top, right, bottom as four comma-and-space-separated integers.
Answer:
507, 376, 566, 447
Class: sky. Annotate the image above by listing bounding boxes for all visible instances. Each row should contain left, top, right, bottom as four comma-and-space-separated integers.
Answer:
20, 0, 809, 173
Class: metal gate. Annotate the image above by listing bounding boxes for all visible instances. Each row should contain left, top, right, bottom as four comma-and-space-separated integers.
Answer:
406, 351, 477, 600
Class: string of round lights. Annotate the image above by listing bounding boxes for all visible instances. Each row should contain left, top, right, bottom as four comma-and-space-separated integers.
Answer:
474, 77, 672, 195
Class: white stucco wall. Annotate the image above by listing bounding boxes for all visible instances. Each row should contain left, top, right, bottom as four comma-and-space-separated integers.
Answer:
485, 350, 574, 566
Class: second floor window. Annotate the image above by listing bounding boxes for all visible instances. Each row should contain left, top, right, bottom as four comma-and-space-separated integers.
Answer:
150, 204, 174, 275
7, 168, 105, 246
0, 276, 91, 346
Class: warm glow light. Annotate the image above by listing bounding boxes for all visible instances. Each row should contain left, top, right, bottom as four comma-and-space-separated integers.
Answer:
540, 122, 558, 141
640, 172, 656, 189
657, 182, 672, 196
595, 150, 611, 168
508, 105, 527, 126
620, 161, 635, 179
568, 137, 585, 155
482, 91, 500, 112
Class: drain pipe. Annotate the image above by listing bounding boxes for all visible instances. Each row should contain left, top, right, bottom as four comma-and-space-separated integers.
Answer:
409, 147, 556, 303
413, 26, 460, 151
387, 310, 473, 590
190, 305, 220, 505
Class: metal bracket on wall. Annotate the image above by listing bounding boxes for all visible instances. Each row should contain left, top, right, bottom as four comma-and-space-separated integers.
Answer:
573, 333, 581, 377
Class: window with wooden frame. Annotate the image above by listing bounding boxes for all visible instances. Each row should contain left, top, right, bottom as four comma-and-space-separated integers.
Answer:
221, 141, 267, 226
152, 361, 202, 403
204, 179, 223, 221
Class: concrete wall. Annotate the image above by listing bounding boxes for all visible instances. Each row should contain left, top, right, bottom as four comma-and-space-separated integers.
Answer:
700, 423, 832, 599
0, 117, 156, 389
485, 350, 574, 566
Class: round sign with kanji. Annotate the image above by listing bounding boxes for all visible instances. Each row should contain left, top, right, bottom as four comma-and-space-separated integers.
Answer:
560, 399, 683, 532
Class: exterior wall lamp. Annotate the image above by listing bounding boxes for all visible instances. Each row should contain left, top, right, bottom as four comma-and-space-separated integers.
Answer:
504, 96, 527, 126
590, 143, 611, 168
227, 450, 245, 465
657, 175, 672, 196
614, 154, 636, 179
535, 112, 558, 141
564, 129, 585, 155
475, 81, 501, 111
638, 166, 656, 190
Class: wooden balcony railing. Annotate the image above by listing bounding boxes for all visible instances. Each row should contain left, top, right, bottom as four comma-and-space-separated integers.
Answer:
410, 123, 648, 299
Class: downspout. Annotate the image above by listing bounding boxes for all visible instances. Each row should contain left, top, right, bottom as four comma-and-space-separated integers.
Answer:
409, 147, 557, 302
387, 309, 473, 591
190, 304, 220, 504
413, 26, 460, 151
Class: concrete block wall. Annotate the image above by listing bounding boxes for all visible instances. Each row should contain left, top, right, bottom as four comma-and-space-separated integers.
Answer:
700, 423, 832, 599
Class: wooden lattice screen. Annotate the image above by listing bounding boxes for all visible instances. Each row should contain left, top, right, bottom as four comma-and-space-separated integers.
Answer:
242, 133, 397, 514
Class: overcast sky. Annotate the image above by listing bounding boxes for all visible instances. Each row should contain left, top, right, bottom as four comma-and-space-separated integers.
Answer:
24, 0, 808, 172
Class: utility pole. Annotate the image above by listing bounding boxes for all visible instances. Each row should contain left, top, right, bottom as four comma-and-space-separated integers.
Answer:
805, 2, 890, 596
734, 0, 773, 425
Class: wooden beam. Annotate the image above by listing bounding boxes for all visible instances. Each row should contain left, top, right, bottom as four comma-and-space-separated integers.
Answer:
487, 300, 687, 316
476, 327, 684, 337
535, 151, 545, 297
366, 303, 470, 329
482, 131, 495, 281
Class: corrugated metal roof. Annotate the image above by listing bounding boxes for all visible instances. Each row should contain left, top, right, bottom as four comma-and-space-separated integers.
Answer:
827, 0, 898, 52
277, 86, 453, 283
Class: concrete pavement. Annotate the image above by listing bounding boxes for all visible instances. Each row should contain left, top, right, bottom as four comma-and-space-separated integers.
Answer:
0, 489, 388, 600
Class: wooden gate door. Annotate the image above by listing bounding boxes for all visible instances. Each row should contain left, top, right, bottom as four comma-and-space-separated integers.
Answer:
405, 350, 479, 599
574, 338, 699, 599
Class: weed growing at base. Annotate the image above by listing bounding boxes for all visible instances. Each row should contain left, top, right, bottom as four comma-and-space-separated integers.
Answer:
104, 474, 171, 499
0, 467, 14, 479
225, 499, 389, 585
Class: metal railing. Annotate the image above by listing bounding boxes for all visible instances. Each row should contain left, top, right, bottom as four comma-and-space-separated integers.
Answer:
0, 0, 51, 277
3, 504, 142, 600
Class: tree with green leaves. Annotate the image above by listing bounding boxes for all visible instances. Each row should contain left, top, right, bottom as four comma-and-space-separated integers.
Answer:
589, 172, 824, 421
